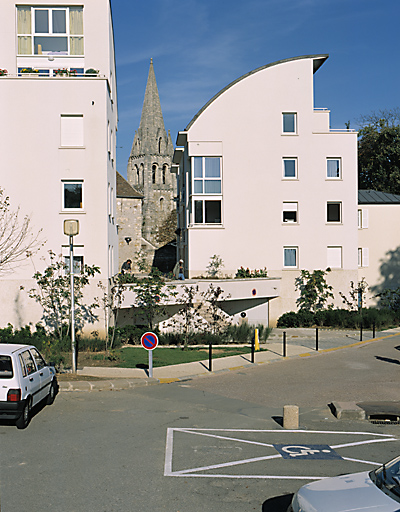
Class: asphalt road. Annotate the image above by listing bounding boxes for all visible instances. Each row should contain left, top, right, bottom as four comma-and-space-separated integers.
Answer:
1, 334, 400, 512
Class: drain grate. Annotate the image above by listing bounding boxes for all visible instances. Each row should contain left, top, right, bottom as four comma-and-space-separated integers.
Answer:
369, 414, 400, 425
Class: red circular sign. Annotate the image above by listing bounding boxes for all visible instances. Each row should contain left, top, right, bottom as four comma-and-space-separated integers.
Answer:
141, 332, 159, 351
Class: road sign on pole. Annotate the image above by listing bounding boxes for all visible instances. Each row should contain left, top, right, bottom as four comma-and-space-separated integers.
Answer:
141, 332, 158, 377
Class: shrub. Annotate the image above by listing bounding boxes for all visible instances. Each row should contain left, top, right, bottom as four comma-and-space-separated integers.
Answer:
277, 311, 300, 328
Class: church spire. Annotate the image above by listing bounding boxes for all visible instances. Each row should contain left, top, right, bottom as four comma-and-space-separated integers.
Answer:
139, 58, 166, 137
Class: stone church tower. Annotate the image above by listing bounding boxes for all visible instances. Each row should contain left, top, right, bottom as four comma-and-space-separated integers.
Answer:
127, 59, 176, 267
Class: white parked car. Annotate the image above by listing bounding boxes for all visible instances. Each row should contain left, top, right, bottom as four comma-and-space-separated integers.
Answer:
0, 343, 58, 429
288, 455, 400, 512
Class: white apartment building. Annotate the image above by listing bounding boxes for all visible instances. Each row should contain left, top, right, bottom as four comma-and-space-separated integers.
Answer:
173, 55, 359, 326
0, 0, 118, 334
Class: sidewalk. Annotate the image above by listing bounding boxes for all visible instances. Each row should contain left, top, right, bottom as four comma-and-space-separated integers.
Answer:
58, 327, 400, 392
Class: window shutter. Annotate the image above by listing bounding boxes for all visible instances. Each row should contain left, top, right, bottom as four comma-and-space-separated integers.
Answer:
362, 209, 369, 228
362, 248, 369, 267
60, 115, 84, 146
327, 247, 342, 268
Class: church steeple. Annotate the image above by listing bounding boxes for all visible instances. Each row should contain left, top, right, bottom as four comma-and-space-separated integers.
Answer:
131, 59, 170, 157
126, 59, 176, 253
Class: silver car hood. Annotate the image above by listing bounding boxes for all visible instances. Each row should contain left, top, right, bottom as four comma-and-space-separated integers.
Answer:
296, 471, 400, 512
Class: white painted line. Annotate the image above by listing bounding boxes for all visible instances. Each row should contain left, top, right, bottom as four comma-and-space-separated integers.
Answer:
179, 428, 275, 448
341, 456, 381, 466
172, 453, 282, 475
332, 438, 397, 449
164, 428, 398, 480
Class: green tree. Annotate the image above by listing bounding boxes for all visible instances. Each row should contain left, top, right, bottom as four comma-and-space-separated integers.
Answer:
358, 109, 400, 194
295, 269, 334, 312
339, 278, 369, 311
25, 250, 100, 341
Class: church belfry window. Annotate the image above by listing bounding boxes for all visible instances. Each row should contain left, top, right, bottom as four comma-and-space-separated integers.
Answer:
152, 164, 157, 184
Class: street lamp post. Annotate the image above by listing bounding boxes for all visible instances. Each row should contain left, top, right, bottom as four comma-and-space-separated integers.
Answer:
63, 219, 79, 373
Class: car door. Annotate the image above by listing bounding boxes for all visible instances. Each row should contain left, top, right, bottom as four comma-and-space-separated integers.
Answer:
20, 350, 41, 406
30, 348, 51, 401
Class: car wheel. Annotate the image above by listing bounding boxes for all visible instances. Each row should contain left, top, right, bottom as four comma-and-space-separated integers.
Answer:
46, 381, 57, 405
16, 397, 31, 429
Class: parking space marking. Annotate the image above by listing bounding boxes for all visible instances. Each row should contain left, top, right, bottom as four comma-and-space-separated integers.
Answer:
165, 428, 397, 480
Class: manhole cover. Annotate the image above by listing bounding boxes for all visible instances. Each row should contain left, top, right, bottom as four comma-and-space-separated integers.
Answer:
357, 401, 400, 424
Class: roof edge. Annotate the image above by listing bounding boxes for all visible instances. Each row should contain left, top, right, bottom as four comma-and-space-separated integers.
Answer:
185, 54, 329, 131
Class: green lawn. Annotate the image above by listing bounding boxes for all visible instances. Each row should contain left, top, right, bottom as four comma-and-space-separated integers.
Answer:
117, 346, 261, 368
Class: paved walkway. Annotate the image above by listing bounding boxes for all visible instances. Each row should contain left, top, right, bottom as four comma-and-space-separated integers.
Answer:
58, 327, 400, 392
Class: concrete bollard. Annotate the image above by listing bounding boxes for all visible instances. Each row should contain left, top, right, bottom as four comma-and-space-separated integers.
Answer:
283, 405, 299, 429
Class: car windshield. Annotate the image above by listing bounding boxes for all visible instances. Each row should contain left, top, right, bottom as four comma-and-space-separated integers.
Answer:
0, 356, 13, 378
370, 456, 400, 503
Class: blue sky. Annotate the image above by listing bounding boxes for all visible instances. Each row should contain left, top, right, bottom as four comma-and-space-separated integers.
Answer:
112, 0, 400, 178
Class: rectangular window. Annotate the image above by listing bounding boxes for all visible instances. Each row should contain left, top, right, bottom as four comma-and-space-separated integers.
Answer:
17, 6, 84, 56
283, 202, 298, 223
60, 114, 84, 147
64, 255, 84, 274
327, 202, 342, 223
283, 158, 297, 179
283, 113, 297, 134
63, 181, 83, 209
284, 247, 298, 268
194, 199, 221, 224
327, 246, 342, 269
193, 157, 221, 194
327, 158, 341, 179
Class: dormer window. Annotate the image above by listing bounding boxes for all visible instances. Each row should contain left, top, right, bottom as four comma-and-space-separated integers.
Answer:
17, 6, 84, 56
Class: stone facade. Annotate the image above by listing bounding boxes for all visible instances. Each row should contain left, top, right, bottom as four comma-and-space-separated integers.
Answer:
126, 59, 176, 269
116, 172, 143, 272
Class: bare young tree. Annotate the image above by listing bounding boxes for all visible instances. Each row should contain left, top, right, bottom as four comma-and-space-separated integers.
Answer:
0, 187, 44, 274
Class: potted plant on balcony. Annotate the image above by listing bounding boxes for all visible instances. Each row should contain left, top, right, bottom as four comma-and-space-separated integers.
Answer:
20, 67, 39, 74
0, 69, 8, 76
85, 68, 99, 76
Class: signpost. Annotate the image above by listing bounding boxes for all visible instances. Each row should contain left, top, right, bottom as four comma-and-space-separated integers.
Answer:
141, 332, 159, 378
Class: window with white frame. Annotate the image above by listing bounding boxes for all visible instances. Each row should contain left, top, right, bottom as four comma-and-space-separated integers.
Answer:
327, 202, 342, 223
358, 248, 369, 268
283, 247, 298, 268
358, 208, 369, 229
327, 158, 341, 179
327, 246, 342, 269
283, 202, 298, 223
282, 113, 297, 134
283, 158, 297, 179
62, 181, 83, 209
191, 157, 222, 224
60, 114, 84, 147
17, 6, 84, 56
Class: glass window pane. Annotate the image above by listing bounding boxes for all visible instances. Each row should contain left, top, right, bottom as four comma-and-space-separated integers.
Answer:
64, 183, 82, 209
0, 356, 13, 379
283, 113, 296, 133
327, 203, 341, 222
53, 10, 66, 33
70, 7, 83, 35
194, 180, 203, 193
204, 180, 221, 194
284, 248, 297, 267
193, 157, 203, 178
35, 10, 49, 33
34, 36, 68, 54
327, 159, 340, 178
17, 7, 32, 34
204, 158, 220, 178
205, 201, 221, 223
284, 159, 296, 177
194, 200, 203, 223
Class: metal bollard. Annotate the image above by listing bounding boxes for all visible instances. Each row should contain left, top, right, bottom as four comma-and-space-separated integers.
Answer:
360, 321, 363, 342
373, 322, 376, 338
283, 331, 287, 357
209, 342, 212, 372
251, 337, 255, 363
316, 327, 319, 352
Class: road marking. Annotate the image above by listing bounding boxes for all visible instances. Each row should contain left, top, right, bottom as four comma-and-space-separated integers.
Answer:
164, 428, 397, 480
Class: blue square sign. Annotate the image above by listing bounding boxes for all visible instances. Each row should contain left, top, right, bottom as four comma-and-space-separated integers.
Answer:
273, 444, 342, 460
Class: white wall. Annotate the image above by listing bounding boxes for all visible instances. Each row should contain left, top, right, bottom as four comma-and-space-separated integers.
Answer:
0, 0, 118, 335
176, 56, 359, 325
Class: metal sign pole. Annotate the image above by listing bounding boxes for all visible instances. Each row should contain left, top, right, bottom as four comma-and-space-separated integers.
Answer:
149, 349, 153, 378
70, 235, 76, 373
